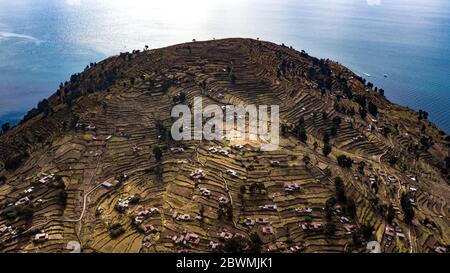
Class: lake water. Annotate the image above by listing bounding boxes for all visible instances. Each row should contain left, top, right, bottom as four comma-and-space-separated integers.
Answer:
0, 0, 449, 132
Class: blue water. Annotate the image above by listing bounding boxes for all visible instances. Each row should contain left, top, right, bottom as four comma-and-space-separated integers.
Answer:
0, 0, 449, 131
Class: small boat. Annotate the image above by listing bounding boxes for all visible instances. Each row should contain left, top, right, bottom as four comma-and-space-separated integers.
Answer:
363, 73, 371, 77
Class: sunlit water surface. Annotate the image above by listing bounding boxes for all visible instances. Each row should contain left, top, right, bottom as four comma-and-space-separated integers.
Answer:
0, 0, 449, 131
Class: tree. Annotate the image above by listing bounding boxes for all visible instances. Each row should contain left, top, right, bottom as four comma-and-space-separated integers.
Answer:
361, 224, 374, 240
368, 102, 378, 117
323, 132, 330, 144
248, 233, 262, 253
332, 116, 341, 127
5, 152, 28, 171
223, 236, 247, 253
298, 116, 305, 127
352, 231, 362, 247
337, 155, 352, 168
230, 74, 236, 85
58, 190, 68, 208
37, 99, 51, 116
323, 144, 332, 157
354, 95, 367, 108
330, 125, 338, 137
334, 177, 347, 203
379, 89, 385, 96
109, 224, 125, 238
153, 146, 163, 161
313, 141, 318, 151
358, 161, 366, 174
226, 204, 234, 221
346, 198, 357, 218
297, 128, 307, 143
199, 205, 205, 220
387, 204, 395, 224
400, 193, 415, 224
303, 155, 311, 166
325, 197, 336, 220
281, 124, 289, 137
1, 122, 10, 134
239, 185, 246, 195
305, 216, 313, 224
359, 108, 367, 119
325, 222, 336, 237
418, 110, 429, 120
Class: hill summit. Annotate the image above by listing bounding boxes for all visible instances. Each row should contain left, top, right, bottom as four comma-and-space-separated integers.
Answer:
0, 38, 448, 253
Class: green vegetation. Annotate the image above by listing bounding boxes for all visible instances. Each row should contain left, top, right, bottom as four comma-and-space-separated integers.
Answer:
400, 193, 415, 224
322, 144, 332, 157
334, 177, 347, 203
153, 146, 163, 161
1, 122, 10, 134
337, 155, 352, 168
109, 223, 125, 239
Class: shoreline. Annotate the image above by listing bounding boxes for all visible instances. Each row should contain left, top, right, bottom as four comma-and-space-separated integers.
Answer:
1, 39, 448, 134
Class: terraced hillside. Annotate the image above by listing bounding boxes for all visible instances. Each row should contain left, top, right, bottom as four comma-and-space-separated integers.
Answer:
0, 38, 449, 253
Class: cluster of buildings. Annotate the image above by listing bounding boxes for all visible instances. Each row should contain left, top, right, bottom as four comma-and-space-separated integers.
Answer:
199, 187, 211, 197
352, 134, 364, 141
172, 211, 192, 221
38, 173, 56, 184
115, 195, 140, 212
225, 169, 238, 177
218, 196, 230, 205
300, 222, 322, 232
262, 226, 275, 235
266, 241, 286, 252
295, 207, 313, 214
170, 147, 185, 153
134, 208, 160, 224
260, 204, 277, 211
190, 169, 205, 180
171, 232, 201, 246
208, 146, 229, 156
384, 225, 405, 242
0, 225, 16, 237
33, 231, 49, 243
243, 217, 270, 227
284, 183, 301, 193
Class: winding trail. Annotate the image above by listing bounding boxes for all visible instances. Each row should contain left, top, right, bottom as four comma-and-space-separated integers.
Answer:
20, 142, 104, 243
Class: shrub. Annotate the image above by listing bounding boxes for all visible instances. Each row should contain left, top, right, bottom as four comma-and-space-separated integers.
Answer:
368, 102, 378, 116
223, 236, 248, 253
109, 224, 125, 238
400, 193, 415, 224
305, 216, 312, 223
346, 198, 357, 218
128, 195, 140, 205
153, 146, 163, 161
1, 122, 10, 134
5, 152, 29, 171
325, 222, 336, 237
323, 144, 332, 157
248, 233, 262, 253
334, 177, 347, 203
58, 190, 68, 208
337, 155, 352, 168
387, 204, 396, 224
